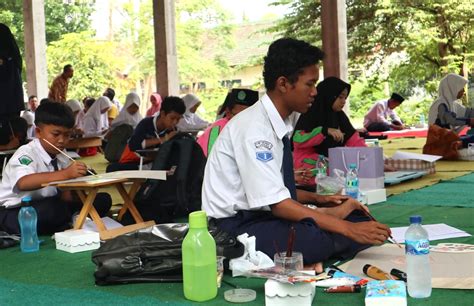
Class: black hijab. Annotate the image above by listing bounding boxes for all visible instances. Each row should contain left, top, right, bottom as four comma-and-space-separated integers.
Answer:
294, 77, 356, 156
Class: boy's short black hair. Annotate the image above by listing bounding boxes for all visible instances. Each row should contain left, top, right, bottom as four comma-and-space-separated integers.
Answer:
263, 38, 324, 90
28, 95, 37, 101
35, 102, 75, 128
84, 97, 96, 109
160, 96, 186, 115
63, 64, 73, 72
104, 88, 115, 100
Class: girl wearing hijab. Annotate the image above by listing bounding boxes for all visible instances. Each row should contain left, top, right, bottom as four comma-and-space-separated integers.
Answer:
146, 93, 162, 117
428, 73, 472, 134
176, 93, 209, 132
293, 77, 366, 170
110, 92, 142, 130
83, 96, 112, 137
65, 99, 84, 137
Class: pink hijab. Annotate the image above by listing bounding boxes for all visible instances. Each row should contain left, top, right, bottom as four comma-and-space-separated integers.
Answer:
146, 93, 162, 117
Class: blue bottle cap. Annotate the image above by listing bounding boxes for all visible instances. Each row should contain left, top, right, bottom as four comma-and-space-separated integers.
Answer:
349, 163, 357, 169
22, 196, 32, 202
410, 215, 422, 224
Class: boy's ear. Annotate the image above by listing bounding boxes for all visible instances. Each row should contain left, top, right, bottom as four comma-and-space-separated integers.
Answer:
35, 126, 41, 136
276, 76, 288, 93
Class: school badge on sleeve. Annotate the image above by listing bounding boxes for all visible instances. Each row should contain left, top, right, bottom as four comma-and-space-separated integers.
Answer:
256, 151, 273, 162
18, 155, 33, 166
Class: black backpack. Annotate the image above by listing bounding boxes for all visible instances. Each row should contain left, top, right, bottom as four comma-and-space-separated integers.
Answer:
104, 124, 134, 163
91, 224, 244, 285
124, 133, 206, 224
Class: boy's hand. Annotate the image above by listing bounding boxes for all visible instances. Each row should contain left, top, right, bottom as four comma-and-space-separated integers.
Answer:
345, 221, 391, 245
64, 161, 88, 178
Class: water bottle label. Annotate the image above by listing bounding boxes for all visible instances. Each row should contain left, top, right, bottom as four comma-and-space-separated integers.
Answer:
405, 239, 430, 255
346, 179, 358, 188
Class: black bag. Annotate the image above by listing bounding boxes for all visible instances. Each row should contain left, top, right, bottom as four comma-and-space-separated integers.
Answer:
91, 224, 244, 285
125, 133, 206, 224
104, 124, 134, 163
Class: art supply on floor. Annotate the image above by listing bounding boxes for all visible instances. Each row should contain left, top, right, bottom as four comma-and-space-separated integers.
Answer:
224, 288, 256, 303
324, 284, 361, 293
363, 264, 393, 280
365, 280, 407, 306
327, 269, 369, 286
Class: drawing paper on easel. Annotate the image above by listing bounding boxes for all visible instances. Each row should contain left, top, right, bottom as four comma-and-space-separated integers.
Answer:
47, 170, 167, 185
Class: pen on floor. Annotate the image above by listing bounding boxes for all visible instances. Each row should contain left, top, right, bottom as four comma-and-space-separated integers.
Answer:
41, 138, 95, 176
363, 209, 402, 249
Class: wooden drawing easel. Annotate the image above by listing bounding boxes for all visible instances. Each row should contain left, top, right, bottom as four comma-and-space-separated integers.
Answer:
46, 177, 155, 240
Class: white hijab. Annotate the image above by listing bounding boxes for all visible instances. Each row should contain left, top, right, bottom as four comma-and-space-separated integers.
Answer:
428, 73, 468, 125
83, 96, 111, 136
110, 92, 142, 130
66, 99, 82, 113
177, 93, 209, 131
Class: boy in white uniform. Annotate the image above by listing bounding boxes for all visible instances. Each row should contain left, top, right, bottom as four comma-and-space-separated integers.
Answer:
202, 38, 391, 267
0, 102, 111, 234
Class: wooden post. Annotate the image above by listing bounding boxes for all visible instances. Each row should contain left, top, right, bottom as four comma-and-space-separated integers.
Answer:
152, 0, 179, 97
23, 0, 48, 99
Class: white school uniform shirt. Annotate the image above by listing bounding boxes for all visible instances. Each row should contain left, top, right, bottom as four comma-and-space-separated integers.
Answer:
202, 94, 299, 219
363, 99, 401, 128
0, 139, 69, 208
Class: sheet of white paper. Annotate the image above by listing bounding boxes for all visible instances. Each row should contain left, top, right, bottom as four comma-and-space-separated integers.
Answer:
65, 151, 81, 159
391, 151, 442, 162
391, 223, 471, 243
81, 217, 123, 232
47, 170, 167, 185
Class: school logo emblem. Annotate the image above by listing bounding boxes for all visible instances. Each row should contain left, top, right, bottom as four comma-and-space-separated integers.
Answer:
256, 151, 273, 162
254, 140, 273, 150
18, 155, 33, 166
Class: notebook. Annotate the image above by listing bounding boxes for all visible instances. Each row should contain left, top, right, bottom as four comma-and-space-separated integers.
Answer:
384, 171, 427, 185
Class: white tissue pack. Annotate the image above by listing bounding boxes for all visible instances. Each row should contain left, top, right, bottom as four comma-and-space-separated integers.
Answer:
55, 229, 100, 253
265, 279, 316, 306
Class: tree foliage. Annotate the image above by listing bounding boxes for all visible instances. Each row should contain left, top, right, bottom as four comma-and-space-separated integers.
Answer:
46, 31, 130, 101
270, 0, 474, 120
0, 0, 95, 52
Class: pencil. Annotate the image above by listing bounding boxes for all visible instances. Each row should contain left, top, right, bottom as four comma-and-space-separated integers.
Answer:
41, 138, 95, 176
363, 209, 403, 249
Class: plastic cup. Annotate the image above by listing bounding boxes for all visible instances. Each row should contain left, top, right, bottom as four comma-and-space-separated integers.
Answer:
217, 256, 225, 288
274, 252, 304, 271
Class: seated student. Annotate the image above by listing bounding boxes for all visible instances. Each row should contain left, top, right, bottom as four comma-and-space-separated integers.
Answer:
146, 93, 162, 117
83, 96, 111, 137
363, 93, 406, 132
65, 99, 84, 137
103, 88, 119, 127
197, 88, 259, 156
176, 94, 209, 132
0, 102, 111, 235
109, 92, 142, 131
428, 73, 473, 139
202, 38, 390, 268
118, 96, 186, 165
293, 77, 366, 173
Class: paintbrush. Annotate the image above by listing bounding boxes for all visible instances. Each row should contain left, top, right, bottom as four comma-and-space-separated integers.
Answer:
41, 138, 95, 176
363, 209, 402, 249
286, 226, 296, 257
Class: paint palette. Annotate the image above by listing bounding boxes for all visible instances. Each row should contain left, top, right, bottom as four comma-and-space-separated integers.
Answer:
430, 243, 474, 253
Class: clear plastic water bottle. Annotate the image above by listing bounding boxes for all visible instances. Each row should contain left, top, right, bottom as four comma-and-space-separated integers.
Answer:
182, 210, 217, 302
419, 114, 426, 126
405, 215, 431, 298
18, 196, 39, 253
345, 163, 359, 200
315, 155, 328, 193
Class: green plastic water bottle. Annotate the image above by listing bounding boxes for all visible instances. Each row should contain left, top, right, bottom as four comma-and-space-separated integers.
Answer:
182, 211, 217, 301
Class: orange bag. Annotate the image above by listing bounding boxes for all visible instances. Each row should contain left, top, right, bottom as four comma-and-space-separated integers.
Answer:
118, 144, 140, 164
423, 124, 461, 160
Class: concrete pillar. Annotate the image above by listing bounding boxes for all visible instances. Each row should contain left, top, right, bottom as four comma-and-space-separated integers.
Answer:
321, 0, 348, 82
152, 0, 179, 97
23, 0, 48, 100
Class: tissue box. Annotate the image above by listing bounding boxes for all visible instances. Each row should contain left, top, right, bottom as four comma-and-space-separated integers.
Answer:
265, 279, 316, 306
55, 230, 100, 253
360, 189, 387, 205
365, 280, 407, 306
